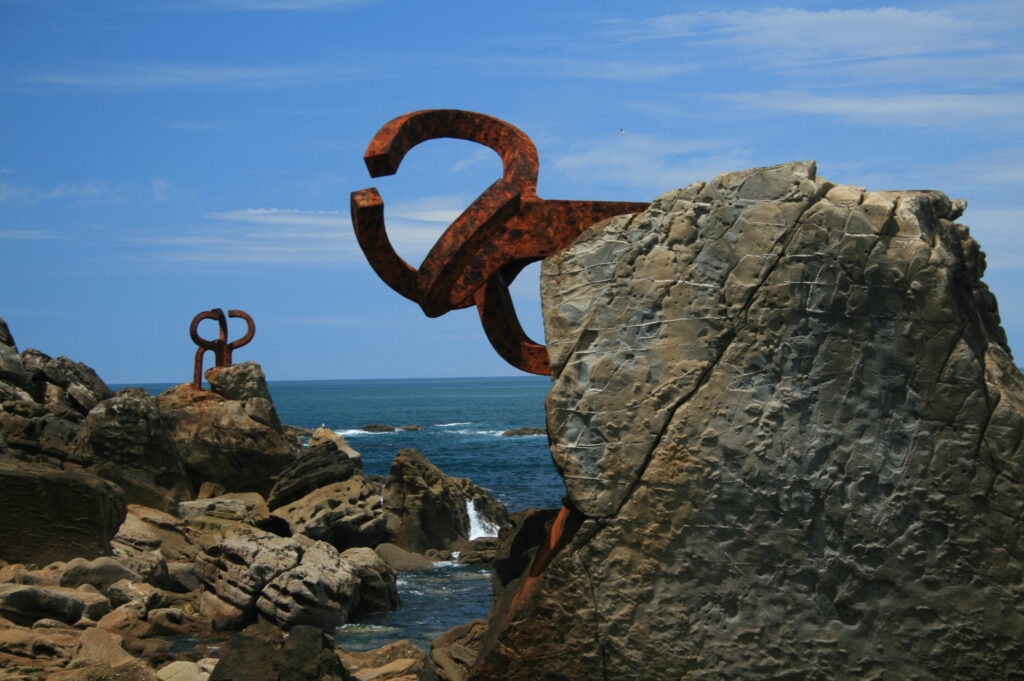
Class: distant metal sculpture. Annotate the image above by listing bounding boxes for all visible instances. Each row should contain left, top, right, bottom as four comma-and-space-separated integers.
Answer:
351, 109, 649, 375
189, 308, 255, 389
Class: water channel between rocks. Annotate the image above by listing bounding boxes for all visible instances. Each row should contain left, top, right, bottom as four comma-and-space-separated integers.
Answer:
130, 375, 563, 652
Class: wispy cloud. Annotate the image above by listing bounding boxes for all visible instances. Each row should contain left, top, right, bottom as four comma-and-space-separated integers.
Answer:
718, 91, 1024, 127
492, 56, 698, 82
172, 0, 370, 11
603, 7, 993, 66
0, 229, 66, 240
552, 134, 753, 193
137, 201, 464, 265
0, 179, 121, 204
22, 63, 356, 90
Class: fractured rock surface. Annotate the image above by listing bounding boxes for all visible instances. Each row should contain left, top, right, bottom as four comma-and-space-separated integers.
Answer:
471, 162, 1024, 680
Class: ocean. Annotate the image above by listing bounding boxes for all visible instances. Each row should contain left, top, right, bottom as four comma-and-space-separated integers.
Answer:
124, 376, 563, 652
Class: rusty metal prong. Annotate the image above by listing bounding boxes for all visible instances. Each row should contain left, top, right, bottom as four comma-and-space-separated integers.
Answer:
190, 308, 226, 350
226, 310, 256, 353
351, 188, 421, 304
475, 262, 551, 376
363, 110, 539, 192
416, 181, 523, 317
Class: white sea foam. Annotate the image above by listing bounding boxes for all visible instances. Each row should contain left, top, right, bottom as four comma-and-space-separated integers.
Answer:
436, 422, 472, 427
334, 428, 386, 437
467, 499, 500, 539
449, 429, 504, 437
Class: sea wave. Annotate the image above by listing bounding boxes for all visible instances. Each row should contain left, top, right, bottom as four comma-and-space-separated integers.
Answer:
447, 428, 505, 437
436, 421, 472, 427
333, 428, 388, 437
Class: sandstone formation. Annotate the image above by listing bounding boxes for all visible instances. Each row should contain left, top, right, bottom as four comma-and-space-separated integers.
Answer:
466, 162, 1024, 679
267, 430, 362, 510
271, 476, 387, 550
384, 449, 510, 554
0, 457, 126, 565
75, 388, 192, 512
194, 525, 395, 630
154, 381, 297, 496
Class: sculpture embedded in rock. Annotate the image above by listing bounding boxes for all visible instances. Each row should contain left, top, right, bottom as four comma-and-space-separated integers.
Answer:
466, 161, 1024, 680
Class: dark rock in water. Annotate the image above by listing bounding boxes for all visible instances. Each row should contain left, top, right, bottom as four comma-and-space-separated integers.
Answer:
431, 618, 487, 681
267, 430, 362, 510
154, 382, 296, 496
398, 424, 426, 431
0, 456, 125, 565
455, 537, 498, 565
383, 449, 510, 554
74, 390, 192, 512
469, 162, 1024, 680
210, 623, 355, 681
374, 542, 433, 572
362, 423, 396, 432
498, 427, 545, 437
338, 547, 400, 615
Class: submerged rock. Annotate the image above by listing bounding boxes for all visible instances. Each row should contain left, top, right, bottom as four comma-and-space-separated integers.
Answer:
469, 162, 1024, 679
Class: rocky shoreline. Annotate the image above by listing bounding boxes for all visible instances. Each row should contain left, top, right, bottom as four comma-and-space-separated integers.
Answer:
0, 315, 515, 680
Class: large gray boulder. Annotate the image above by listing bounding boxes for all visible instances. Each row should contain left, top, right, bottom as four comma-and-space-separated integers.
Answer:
469, 162, 1024, 680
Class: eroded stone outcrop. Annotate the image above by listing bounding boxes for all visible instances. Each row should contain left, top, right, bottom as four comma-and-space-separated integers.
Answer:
469, 162, 1024, 680
384, 449, 510, 554
154, 381, 297, 496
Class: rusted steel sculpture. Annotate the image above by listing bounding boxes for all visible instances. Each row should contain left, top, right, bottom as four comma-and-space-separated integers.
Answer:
350, 109, 649, 375
351, 112, 649, 663
189, 308, 255, 389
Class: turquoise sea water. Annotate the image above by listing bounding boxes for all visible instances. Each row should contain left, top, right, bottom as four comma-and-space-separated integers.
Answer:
121, 376, 564, 652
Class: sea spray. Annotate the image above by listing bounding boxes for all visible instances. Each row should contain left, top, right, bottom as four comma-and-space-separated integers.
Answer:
467, 499, 500, 539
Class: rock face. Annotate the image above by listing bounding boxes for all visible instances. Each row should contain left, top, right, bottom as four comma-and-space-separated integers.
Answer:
0, 457, 126, 565
154, 381, 296, 496
272, 476, 387, 551
75, 389, 192, 512
384, 449, 509, 554
468, 162, 1024, 679
194, 525, 395, 630
267, 431, 362, 510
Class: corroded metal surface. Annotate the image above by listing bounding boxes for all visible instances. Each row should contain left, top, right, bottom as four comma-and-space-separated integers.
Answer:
189, 308, 255, 389
351, 109, 649, 375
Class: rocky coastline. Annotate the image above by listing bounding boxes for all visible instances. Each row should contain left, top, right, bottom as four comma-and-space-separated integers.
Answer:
0, 320, 510, 680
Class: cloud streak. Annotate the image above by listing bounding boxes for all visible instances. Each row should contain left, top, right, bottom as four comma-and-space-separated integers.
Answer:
22, 63, 357, 90
718, 91, 1024, 127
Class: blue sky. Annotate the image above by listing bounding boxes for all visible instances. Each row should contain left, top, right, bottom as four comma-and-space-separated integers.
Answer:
2, 0, 1023, 383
